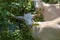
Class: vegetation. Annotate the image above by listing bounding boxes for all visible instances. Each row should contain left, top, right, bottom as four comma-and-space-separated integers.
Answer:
0, 0, 44, 40
0, 0, 35, 40
1, 0, 60, 40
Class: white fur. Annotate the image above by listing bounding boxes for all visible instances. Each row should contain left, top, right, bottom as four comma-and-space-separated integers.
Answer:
32, 17, 60, 40
38, 1, 60, 21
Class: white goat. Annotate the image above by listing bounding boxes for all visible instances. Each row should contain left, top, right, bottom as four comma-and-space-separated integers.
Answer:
32, 17, 60, 40
38, 1, 60, 21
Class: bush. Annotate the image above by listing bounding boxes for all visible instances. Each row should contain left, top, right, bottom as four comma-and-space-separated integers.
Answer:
0, 0, 44, 40
0, 0, 35, 40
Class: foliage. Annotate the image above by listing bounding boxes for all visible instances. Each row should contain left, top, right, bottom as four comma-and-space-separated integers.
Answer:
0, 0, 45, 40
42, 0, 58, 4
0, 0, 35, 40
